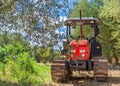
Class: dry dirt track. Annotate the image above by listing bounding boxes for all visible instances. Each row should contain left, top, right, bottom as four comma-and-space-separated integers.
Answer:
51, 69, 120, 86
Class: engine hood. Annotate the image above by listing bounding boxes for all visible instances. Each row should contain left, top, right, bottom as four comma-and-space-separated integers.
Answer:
70, 40, 89, 47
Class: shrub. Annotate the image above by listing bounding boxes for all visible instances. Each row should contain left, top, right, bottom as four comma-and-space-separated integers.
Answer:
0, 33, 51, 85
0, 52, 49, 85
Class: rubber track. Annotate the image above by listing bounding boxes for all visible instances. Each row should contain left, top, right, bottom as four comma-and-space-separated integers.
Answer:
51, 58, 69, 82
94, 57, 108, 81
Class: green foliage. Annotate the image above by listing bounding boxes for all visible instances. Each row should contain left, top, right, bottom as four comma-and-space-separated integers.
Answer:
0, 0, 70, 47
111, 31, 120, 50
34, 47, 52, 63
0, 33, 51, 85
69, 0, 102, 40
0, 33, 31, 63
70, 0, 102, 17
0, 57, 51, 85
0, 0, 16, 13
0, 32, 10, 46
99, 0, 120, 63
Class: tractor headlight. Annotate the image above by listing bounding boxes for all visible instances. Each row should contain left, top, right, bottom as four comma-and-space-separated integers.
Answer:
81, 54, 85, 57
79, 50, 85, 58
79, 54, 85, 58
80, 50, 85, 53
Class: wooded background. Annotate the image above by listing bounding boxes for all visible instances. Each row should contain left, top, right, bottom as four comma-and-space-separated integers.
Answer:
0, 0, 120, 85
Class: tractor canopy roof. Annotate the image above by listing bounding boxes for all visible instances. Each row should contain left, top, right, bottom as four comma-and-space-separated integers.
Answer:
64, 17, 99, 26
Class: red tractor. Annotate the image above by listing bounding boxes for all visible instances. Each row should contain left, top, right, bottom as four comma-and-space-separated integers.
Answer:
51, 11, 108, 82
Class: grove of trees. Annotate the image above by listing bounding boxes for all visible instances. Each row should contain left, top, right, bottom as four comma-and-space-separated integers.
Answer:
0, 0, 72, 85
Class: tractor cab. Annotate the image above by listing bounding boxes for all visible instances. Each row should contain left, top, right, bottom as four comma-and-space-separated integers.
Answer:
64, 17, 99, 42
62, 17, 102, 61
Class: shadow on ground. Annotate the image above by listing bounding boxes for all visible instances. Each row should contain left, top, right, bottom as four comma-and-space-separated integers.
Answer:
52, 68, 120, 86
52, 76, 120, 86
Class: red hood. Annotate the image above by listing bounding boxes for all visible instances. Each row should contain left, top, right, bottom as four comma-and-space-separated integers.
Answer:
68, 39, 90, 61
70, 40, 89, 47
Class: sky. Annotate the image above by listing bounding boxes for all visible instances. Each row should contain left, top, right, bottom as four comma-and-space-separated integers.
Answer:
53, 0, 77, 50
58, 0, 77, 16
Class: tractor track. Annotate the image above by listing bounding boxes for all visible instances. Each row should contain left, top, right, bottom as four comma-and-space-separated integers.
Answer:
51, 57, 108, 83
50, 65, 120, 86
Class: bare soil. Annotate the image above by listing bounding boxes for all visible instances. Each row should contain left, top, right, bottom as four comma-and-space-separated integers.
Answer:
51, 65, 120, 86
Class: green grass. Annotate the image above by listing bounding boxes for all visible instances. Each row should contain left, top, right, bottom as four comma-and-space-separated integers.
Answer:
0, 64, 51, 86
38, 64, 52, 84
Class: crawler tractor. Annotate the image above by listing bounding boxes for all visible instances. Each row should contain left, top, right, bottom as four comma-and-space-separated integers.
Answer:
51, 11, 108, 82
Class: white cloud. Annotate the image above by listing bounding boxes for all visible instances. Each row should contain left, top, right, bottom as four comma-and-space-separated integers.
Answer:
59, 16, 67, 22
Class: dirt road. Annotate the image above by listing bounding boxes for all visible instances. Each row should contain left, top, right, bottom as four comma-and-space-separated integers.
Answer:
52, 68, 120, 86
